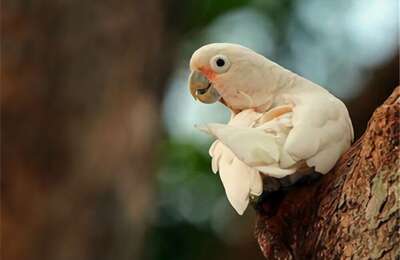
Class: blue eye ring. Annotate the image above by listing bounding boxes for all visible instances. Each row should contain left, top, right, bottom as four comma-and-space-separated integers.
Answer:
210, 55, 230, 74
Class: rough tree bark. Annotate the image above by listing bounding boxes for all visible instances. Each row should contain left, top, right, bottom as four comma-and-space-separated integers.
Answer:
255, 87, 399, 259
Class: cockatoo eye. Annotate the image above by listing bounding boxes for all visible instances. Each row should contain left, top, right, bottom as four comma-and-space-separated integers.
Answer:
210, 55, 230, 74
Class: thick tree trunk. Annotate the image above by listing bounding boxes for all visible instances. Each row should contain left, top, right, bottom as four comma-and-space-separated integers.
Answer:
2, 1, 172, 260
255, 87, 400, 259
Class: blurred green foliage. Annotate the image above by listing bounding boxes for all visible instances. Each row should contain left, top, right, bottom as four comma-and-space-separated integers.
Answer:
167, 0, 251, 33
143, 139, 228, 260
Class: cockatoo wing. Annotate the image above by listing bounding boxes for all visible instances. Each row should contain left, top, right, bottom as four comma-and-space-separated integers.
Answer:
199, 124, 280, 167
206, 109, 265, 214
283, 79, 354, 173
209, 140, 262, 215
200, 109, 299, 179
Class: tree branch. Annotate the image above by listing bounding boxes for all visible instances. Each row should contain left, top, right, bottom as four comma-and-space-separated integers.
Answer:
255, 87, 400, 259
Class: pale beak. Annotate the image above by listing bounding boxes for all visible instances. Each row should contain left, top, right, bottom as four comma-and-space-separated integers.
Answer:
189, 70, 221, 104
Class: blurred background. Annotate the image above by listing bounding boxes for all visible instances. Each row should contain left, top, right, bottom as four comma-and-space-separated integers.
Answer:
2, 0, 398, 259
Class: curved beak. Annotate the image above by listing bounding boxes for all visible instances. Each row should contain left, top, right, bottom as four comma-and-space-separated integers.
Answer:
189, 70, 221, 104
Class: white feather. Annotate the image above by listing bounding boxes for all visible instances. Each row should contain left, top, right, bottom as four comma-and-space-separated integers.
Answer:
201, 123, 280, 165
210, 140, 262, 215
281, 77, 354, 174
205, 110, 265, 214
190, 43, 354, 215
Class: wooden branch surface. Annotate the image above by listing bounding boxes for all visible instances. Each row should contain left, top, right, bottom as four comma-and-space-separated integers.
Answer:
255, 87, 400, 259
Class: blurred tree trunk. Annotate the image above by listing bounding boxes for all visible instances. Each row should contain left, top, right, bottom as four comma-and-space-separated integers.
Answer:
2, 1, 173, 260
346, 55, 399, 139
255, 87, 399, 259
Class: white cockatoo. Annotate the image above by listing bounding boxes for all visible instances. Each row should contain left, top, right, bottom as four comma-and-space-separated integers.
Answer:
188, 43, 354, 215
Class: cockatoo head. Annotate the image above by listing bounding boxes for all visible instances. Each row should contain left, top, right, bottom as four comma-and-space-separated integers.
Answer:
189, 43, 278, 111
